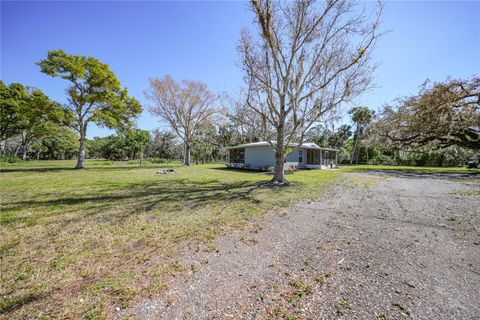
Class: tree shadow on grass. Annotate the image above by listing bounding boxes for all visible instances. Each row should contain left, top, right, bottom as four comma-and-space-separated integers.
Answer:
0, 166, 174, 173
0, 167, 75, 173
2, 178, 273, 228
0, 291, 43, 315
209, 167, 270, 175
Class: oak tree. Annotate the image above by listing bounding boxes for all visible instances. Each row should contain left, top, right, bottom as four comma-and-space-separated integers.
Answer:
146, 76, 219, 166
37, 50, 142, 169
238, 0, 382, 184
378, 77, 480, 150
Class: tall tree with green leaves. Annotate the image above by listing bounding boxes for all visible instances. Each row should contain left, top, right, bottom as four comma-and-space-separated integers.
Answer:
0, 81, 25, 144
149, 130, 180, 159
37, 50, 142, 169
18, 87, 68, 160
349, 106, 375, 164
123, 129, 151, 166
0, 81, 67, 158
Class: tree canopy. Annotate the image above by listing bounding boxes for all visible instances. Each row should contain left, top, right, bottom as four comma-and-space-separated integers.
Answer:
37, 50, 142, 168
378, 77, 480, 150
0, 80, 69, 158
146, 75, 220, 166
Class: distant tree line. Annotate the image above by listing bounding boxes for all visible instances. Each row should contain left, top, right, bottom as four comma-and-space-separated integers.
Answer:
2, 75, 478, 168
1, 40, 477, 169
305, 77, 479, 167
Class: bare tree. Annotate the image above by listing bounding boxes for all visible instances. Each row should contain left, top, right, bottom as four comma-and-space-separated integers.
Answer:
146, 76, 219, 166
238, 0, 383, 184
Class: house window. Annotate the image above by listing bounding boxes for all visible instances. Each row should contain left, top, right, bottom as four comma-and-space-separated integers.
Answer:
229, 148, 245, 164
298, 150, 303, 163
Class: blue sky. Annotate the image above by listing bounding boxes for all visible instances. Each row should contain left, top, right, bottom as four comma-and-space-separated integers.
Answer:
1, 1, 479, 138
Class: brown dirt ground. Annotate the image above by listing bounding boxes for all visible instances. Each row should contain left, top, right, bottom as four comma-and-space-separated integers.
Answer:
119, 172, 480, 320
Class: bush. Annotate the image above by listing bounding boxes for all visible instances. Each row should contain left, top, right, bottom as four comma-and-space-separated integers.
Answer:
87, 160, 113, 166
148, 158, 171, 164
368, 155, 397, 166
0, 156, 24, 163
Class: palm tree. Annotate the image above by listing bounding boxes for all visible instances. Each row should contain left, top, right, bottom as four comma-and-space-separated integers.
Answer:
349, 107, 375, 164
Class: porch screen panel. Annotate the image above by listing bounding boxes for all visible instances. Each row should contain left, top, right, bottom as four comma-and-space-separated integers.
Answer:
229, 148, 245, 163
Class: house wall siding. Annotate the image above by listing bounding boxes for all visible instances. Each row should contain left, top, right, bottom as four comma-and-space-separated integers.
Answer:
231, 145, 334, 170
244, 146, 275, 169
243, 146, 301, 170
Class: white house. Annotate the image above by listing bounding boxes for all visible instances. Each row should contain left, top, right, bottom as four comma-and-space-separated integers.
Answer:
226, 141, 339, 170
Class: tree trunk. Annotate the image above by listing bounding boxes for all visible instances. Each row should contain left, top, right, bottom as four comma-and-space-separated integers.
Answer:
0, 140, 5, 157
22, 145, 28, 160
14, 144, 20, 157
75, 126, 87, 169
20, 130, 29, 160
272, 125, 287, 185
350, 127, 360, 165
183, 141, 191, 166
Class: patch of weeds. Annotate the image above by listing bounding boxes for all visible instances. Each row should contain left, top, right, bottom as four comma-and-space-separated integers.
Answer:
325, 271, 332, 278
202, 245, 219, 253
272, 306, 282, 317
252, 224, 263, 233
240, 236, 259, 245
446, 216, 457, 222
283, 271, 291, 277
200, 259, 209, 264
336, 299, 350, 316
288, 279, 304, 290
165, 297, 174, 306
83, 306, 103, 320
315, 275, 325, 285
14, 264, 35, 282
285, 279, 313, 304
451, 189, 480, 196
169, 260, 184, 273
0, 237, 20, 258
268, 306, 298, 319
91, 276, 137, 308
393, 302, 411, 315
303, 259, 312, 266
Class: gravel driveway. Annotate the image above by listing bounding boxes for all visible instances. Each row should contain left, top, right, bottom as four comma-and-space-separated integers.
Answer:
121, 172, 480, 320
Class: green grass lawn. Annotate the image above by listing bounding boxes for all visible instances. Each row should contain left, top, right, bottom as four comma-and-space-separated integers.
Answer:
0, 160, 339, 319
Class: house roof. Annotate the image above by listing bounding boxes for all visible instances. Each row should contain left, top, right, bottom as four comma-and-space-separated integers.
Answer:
227, 141, 339, 152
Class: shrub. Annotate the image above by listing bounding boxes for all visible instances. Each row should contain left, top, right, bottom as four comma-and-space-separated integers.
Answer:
149, 158, 170, 164
0, 156, 24, 163
88, 160, 113, 166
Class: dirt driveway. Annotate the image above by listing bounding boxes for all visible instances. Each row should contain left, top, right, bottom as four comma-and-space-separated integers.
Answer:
121, 172, 480, 320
